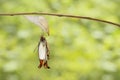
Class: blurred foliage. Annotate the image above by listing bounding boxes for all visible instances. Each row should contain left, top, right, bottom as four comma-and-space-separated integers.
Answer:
0, 0, 120, 80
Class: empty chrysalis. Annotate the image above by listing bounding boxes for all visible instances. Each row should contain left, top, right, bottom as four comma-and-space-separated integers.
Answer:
25, 15, 49, 35
37, 36, 50, 69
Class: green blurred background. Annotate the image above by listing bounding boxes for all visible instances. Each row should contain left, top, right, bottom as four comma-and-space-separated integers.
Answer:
0, 0, 120, 80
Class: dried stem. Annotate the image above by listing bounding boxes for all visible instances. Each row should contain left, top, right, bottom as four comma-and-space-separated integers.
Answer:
0, 12, 120, 27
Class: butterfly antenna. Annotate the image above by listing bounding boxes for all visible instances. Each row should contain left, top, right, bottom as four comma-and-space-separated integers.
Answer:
33, 45, 38, 53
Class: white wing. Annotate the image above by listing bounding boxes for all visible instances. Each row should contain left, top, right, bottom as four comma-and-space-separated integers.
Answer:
25, 16, 49, 35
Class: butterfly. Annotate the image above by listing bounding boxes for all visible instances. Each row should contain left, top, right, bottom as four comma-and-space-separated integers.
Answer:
37, 36, 50, 69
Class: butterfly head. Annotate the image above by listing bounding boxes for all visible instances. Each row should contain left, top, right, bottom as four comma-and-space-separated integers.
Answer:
40, 36, 45, 42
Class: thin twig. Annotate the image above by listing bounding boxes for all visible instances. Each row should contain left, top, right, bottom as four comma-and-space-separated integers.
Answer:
0, 12, 120, 27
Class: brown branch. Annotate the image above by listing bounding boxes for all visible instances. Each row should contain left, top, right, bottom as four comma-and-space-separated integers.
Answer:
0, 12, 120, 27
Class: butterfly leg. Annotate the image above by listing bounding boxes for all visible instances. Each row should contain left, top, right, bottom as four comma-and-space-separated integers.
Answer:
38, 60, 43, 68
44, 61, 50, 69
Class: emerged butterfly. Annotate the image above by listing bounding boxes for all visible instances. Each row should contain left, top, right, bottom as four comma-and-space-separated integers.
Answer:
37, 36, 50, 69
